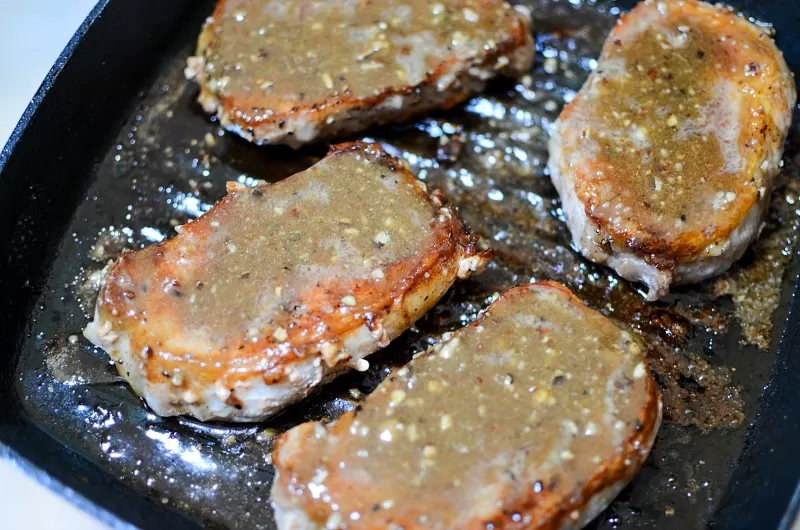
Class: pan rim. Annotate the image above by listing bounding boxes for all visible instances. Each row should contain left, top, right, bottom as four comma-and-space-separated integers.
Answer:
0, 0, 111, 174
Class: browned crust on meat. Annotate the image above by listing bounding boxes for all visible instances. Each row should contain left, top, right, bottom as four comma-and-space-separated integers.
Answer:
462, 285, 662, 530
271, 281, 661, 529
557, 0, 795, 271
96, 142, 489, 391
188, 0, 533, 145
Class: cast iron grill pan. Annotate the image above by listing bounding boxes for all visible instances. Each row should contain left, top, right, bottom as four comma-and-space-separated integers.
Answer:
1, 1, 799, 529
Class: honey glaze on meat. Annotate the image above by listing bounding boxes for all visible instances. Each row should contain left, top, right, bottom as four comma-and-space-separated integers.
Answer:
271, 283, 661, 529
548, 0, 796, 299
84, 142, 489, 422
186, 0, 533, 146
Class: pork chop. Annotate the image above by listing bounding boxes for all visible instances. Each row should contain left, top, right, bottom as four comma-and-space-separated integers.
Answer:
83, 142, 490, 422
548, 0, 796, 300
185, 0, 534, 147
271, 282, 661, 530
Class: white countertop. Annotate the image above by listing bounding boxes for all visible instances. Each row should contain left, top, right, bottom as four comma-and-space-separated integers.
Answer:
1, 1, 99, 148
0, 459, 109, 529
1, 2, 109, 528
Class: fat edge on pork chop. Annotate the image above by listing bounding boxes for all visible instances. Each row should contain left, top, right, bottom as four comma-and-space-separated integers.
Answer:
84, 142, 490, 422
548, 0, 796, 300
185, 0, 534, 147
271, 282, 662, 530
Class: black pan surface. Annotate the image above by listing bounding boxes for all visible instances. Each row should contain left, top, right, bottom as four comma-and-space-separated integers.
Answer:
1, 1, 799, 529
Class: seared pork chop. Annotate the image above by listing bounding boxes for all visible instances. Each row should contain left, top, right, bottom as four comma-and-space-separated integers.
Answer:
84, 142, 489, 422
185, 0, 533, 147
271, 282, 661, 530
548, 0, 795, 300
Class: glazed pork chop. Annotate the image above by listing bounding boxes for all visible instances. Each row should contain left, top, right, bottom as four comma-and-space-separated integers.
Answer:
271, 282, 661, 530
548, 0, 795, 300
185, 0, 533, 147
83, 142, 489, 422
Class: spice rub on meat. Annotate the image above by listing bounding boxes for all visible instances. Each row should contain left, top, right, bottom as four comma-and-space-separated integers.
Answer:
185, 0, 534, 147
548, 0, 796, 300
271, 282, 661, 530
83, 142, 489, 422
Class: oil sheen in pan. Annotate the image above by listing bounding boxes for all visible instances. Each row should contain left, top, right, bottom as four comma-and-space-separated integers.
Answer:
15, 1, 800, 529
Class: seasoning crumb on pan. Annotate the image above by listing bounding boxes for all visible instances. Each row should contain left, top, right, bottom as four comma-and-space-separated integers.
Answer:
713, 173, 800, 348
